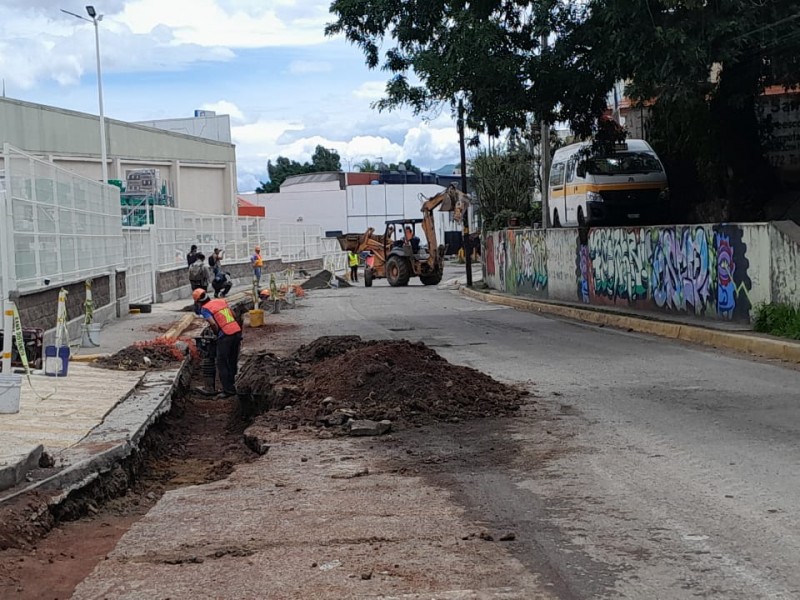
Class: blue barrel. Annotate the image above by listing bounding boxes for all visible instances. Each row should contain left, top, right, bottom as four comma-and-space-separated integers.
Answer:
44, 345, 70, 377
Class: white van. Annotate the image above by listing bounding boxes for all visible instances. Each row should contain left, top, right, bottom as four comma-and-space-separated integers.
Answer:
548, 139, 669, 227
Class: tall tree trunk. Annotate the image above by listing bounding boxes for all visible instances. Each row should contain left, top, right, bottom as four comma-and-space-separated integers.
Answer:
710, 57, 774, 221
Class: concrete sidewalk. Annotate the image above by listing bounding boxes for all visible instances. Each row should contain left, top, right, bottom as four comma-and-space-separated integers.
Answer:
461, 287, 800, 364
0, 299, 196, 494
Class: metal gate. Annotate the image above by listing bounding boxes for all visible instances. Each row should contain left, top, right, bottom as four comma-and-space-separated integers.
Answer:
123, 226, 155, 304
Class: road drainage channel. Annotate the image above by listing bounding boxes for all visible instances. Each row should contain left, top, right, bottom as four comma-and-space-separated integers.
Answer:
0, 384, 257, 600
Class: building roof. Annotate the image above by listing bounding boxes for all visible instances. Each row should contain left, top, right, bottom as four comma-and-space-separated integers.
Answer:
281, 172, 344, 189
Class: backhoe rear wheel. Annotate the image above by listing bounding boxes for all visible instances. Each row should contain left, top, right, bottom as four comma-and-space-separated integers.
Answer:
419, 270, 443, 286
386, 256, 411, 287
364, 268, 374, 287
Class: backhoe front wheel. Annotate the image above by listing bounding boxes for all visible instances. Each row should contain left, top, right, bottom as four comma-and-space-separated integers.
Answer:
364, 268, 374, 287
386, 256, 411, 287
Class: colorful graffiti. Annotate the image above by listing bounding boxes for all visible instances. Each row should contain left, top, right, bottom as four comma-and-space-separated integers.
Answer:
505, 230, 547, 295
577, 226, 752, 320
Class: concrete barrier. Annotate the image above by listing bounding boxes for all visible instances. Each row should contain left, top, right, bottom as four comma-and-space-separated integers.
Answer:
482, 221, 800, 324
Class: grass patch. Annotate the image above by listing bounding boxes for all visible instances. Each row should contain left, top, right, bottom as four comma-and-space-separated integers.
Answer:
753, 303, 800, 340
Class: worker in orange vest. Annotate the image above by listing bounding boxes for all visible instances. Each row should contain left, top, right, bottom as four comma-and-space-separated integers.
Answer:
250, 245, 264, 287
193, 289, 242, 398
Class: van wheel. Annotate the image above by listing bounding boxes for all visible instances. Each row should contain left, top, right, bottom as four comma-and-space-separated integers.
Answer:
552, 209, 562, 228
577, 207, 586, 227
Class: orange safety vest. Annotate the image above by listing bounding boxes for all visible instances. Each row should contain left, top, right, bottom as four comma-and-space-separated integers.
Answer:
252, 253, 263, 267
204, 298, 242, 336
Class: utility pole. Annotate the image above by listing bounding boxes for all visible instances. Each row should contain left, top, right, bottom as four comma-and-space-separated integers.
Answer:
540, 32, 550, 229
457, 98, 472, 287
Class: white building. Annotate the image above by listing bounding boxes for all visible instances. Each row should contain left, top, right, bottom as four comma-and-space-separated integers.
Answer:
0, 98, 237, 214
244, 172, 469, 251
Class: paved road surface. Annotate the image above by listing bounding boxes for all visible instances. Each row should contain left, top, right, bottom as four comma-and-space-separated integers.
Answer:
82, 268, 800, 599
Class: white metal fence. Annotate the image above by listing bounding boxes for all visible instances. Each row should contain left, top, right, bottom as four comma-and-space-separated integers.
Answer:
0, 145, 328, 311
2, 145, 123, 295
122, 226, 155, 304
321, 237, 348, 274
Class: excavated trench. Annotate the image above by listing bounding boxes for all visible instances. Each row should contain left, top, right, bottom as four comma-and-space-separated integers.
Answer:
0, 335, 529, 599
0, 376, 256, 600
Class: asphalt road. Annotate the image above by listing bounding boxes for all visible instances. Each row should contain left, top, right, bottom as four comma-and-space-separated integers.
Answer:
294, 267, 800, 599
78, 266, 800, 599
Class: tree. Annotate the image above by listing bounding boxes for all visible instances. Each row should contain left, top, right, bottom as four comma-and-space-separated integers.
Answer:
310, 146, 342, 172
328, 1, 800, 220
256, 145, 342, 193
357, 159, 380, 173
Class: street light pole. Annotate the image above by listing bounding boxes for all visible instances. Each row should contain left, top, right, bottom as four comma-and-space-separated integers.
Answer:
457, 98, 473, 287
61, 6, 107, 184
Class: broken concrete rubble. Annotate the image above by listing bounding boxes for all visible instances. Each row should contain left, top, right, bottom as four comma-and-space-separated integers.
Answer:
348, 419, 392, 437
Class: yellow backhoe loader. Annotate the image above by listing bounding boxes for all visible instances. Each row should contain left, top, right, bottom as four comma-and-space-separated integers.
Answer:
337, 184, 470, 287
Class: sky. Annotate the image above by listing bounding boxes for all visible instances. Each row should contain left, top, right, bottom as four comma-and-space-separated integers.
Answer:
0, 0, 462, 192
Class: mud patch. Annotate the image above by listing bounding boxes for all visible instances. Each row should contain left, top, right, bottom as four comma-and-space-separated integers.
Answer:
237, 335, 529, 429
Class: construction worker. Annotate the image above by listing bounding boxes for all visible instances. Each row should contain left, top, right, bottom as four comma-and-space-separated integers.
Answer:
192, 289, 242, 398
250, 245, 264, 287
347, 250, 359, 282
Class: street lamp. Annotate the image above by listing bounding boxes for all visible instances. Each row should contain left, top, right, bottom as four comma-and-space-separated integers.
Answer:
61, 6, 108, 184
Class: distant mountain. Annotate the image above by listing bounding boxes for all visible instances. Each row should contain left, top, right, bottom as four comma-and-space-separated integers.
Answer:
433, 163, 459, 176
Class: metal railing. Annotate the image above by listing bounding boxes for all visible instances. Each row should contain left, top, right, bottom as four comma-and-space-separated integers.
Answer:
2, 144, 123, 293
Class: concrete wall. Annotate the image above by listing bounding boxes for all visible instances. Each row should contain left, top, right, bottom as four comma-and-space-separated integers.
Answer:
15, 273, 122, 346
770, 221, 800, 308
155, 257, 325, 303
483, 222, 799, 323
0, 98, 236, 215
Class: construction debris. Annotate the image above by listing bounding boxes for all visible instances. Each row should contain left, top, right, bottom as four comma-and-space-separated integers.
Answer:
236, 335, 527, 431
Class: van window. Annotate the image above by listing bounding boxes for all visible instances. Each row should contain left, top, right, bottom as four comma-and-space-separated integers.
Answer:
584, 152, 663, 175
565, 159, 576, 183
549, 162, 565, 187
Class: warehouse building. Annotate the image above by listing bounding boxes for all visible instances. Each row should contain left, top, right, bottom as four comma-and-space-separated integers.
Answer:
0, 97, 237, 215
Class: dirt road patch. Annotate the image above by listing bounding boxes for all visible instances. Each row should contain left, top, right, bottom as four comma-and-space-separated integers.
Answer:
237, 335, 529, 429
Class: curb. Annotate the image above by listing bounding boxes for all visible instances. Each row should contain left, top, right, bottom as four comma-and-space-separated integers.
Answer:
0, 444, 43, 492
0, 359, 191, 506
460, 287, 800, 364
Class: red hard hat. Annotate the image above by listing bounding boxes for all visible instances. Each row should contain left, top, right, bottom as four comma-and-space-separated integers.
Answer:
192, 289, 208, 302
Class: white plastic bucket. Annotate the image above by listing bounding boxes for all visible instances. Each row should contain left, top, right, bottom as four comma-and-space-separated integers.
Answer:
81, 323, 102, 348
0, 373, 22, 414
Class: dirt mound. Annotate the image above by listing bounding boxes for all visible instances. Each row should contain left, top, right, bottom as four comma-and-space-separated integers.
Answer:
94, 339, 191, 371
237, 336, 527, 429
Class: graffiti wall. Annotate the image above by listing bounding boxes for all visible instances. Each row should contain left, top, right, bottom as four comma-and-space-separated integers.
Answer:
576, 226, 757, 320
483, 229, 548, 297
483, 222, 787, 323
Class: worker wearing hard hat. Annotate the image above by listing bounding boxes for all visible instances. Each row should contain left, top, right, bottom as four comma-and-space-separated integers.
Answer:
250, 245, 264, 287
193, 288, 242, 398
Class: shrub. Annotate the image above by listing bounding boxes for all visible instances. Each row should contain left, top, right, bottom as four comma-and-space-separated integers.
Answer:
752, 303, 800, 340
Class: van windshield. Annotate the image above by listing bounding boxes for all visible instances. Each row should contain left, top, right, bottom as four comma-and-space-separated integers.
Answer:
583, 152, 663, 175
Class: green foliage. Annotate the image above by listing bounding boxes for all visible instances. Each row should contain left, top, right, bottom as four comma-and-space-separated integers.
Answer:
753, 303, 800, 341
327, 0, 800, 220
256, 145, 342, 193
471, 142, 540, 231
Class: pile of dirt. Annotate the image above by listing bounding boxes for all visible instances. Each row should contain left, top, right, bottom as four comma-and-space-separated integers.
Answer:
94, 339, 191, 371
236, 335, 527, 428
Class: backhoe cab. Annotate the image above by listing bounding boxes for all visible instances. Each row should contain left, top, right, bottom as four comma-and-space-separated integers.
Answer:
337, 184, 470, 287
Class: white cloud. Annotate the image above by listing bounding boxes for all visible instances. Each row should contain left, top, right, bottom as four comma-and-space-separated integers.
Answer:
201, 100, 247, 123
353, 81, 386, 101
119, 0, 330, 48
288, 60, 333, 74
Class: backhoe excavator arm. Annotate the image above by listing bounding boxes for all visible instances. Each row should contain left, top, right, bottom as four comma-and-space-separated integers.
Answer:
420, 184, 471, 269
